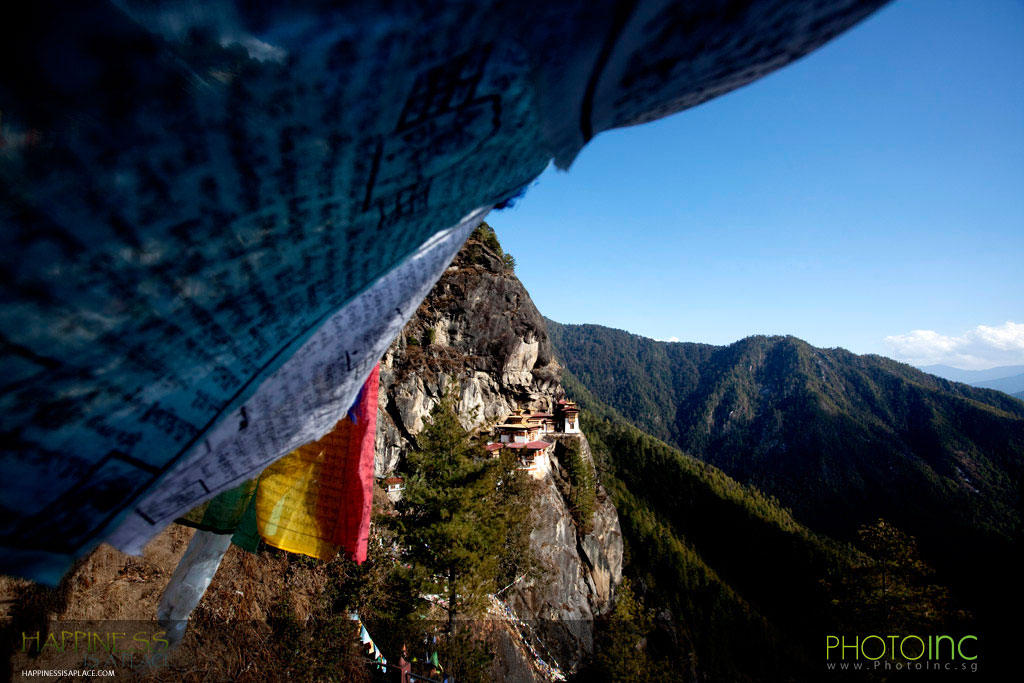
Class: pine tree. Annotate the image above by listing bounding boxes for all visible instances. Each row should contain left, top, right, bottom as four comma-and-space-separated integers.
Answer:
394, 391, 533, 635
826, 518, 968, 634
591, 579, 668, 681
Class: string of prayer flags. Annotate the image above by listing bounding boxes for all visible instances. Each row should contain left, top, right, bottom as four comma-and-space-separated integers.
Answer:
176, 365, 379, 562
250, 365, 379, 562
176, 479, 258, 535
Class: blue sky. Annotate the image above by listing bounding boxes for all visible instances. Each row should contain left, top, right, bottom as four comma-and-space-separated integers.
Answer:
488, 0, 1024, 369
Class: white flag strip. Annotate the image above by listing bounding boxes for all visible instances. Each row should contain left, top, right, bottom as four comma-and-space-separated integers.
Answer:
157, 529, 234, 646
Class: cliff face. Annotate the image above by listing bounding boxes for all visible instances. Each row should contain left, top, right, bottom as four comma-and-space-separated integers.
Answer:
375, 236, 560, 474
374, 229, 623, 675
504, 433, 623, 670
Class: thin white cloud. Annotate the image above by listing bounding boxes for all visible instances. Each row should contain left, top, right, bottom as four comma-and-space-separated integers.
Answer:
884, 321, 1024, 369
654, 336, 680, 343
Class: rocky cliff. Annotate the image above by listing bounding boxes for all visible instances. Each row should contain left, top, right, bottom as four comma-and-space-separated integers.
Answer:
374, 226, 623, 676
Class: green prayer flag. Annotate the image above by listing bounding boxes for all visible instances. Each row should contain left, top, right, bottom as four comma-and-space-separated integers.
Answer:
177, 479, 258, 534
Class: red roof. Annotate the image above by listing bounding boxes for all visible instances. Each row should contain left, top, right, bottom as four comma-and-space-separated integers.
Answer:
485, 443, 504, 451
531, 412, 554, 418
505, 442, 526, 449
525, 441, 550, 450
384, 476, 404, 485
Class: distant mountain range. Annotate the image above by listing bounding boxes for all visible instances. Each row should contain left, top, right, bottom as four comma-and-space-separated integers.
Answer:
919, 363, 1024, 394
546, 319, 1024, 670
976, 373, 1024, 394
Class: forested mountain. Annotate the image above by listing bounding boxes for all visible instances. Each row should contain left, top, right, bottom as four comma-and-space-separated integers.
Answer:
548, 320, 1024, 673
567, 373, 971, 680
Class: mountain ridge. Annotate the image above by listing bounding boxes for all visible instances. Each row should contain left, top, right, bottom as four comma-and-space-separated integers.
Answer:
973, 372, 1024, 394
546, 318, 1024, 665
918, 363, 1024, 384
918, 364, 1024, 395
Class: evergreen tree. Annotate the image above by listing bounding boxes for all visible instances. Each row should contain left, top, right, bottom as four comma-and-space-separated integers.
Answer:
593, 579, 655, 681
470, 222, 503, 256
394, 392, 533, 635
825, 519, 968, 635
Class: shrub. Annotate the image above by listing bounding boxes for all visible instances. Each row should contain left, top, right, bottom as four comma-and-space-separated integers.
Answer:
470, 223, 503, 256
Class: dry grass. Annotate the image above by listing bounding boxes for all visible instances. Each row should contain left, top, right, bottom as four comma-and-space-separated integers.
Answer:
2, 525, 363, 682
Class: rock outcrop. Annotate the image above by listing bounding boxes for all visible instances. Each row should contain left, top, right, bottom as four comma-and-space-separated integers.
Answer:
375, 234, 560, 477
374, 226, 622, 676
503, 432, 623, 672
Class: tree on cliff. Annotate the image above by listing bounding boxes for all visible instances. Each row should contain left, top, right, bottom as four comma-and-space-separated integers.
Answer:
470, 222, 503, 256
394, 391, 534, 635
470, 222, 516, 271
